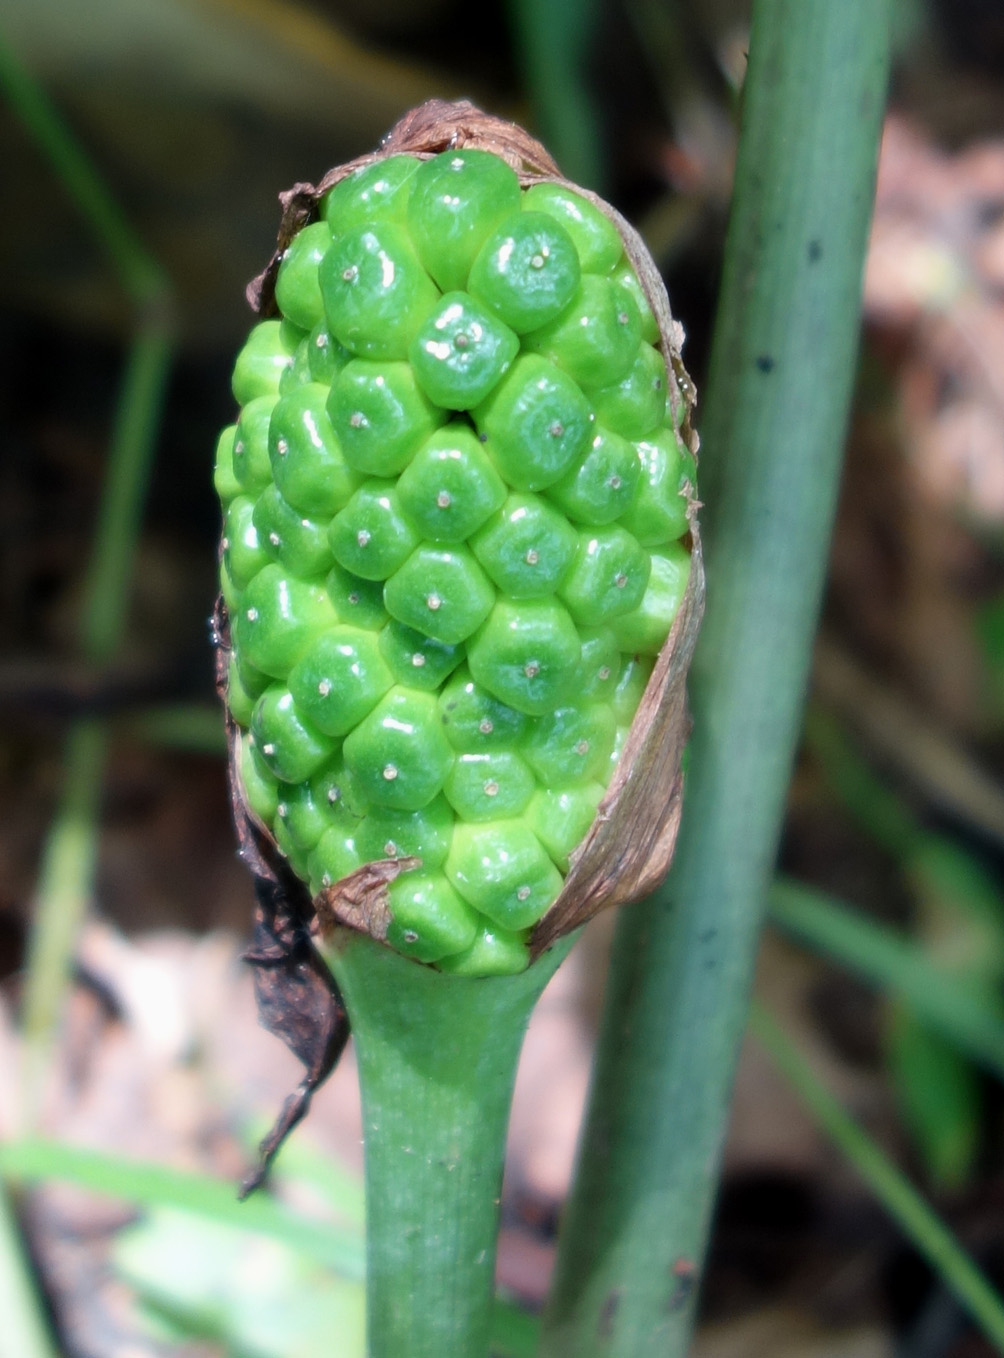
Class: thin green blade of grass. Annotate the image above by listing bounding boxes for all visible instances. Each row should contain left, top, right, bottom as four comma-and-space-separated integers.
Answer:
0, 1183, 58, 1358
0, 26, 167, 304
750, 1002, 1004, 1354
0, 37, 176, 1128
541, 3, 892, 1353
769, 878, 1004, 1081
0, 1140, 365, 1281
506, 0, 605, 188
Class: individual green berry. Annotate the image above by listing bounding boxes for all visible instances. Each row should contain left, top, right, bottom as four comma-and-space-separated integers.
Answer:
410, 292, 519, 409
322, 154, 420, 235
235, 564, 338, 678
467, 597, 581, 716
470, 492, 578, 598
525, 275, 641, 389
384, 545, 495, 646
253, 484, 334, 578
587, 342, 667, 441
386, 871, 479, 963
618, 428, 691, 546
378, 622, 464, 692
445, 820, 562, 931
355, 796, 454, 868
279, 334, 316, 394
444, 750, 535, 822
524, 782, 605, 872
268, 384, 358, 516
475, 354, 593, 492
275, 780, 335, 855
288, 626, 394, 736
275, 220, 332, 331
609, 541, 692, 654
308, 824, 364, 894
611, 654, 654, 724
558, 525, 651, 625
251, 687, 337, 783
611, 259, 660, 344
521, 183, 623, 274
406, 149, 522, 293
307, 324, 353, 385
272, 813, 310, 878
468, 211, 581, 333
214, 425, 241, 505
328, 479, 420, 581
232, 320, 302, 405
238, 732, 279, 825
226, 655, 257, 726
546, 426, 641, 526
325, 563, 389, 630
523, 703, 617, 785
232, 395, 278, 494
437, 666, 529, 752
310, 752, 369, 821
320, 222, 439, 361
574, 627, 622, 702
222, 495, 270, 591
234, 648, 270, 703
436, 923, 530, 976
396, 424, 507, 543
327, 360, 445, 478
344, 687, 454, 811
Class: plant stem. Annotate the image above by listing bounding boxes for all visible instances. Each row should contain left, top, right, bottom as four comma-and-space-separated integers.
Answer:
541, 3, 892, 1353
750, 1003, 1004, 1353
0, 35, 176, 1126
318, 930, 573, 1358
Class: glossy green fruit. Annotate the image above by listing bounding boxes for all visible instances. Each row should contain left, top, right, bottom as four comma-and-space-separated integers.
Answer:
406, 149, 522, 292
219, 145, 695, 975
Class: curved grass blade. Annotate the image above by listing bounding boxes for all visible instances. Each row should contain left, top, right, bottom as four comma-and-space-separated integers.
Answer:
751, 1002, 1004, 1354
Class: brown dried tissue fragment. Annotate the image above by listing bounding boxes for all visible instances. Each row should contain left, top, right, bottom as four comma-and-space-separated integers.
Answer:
214, 598, 350, 1196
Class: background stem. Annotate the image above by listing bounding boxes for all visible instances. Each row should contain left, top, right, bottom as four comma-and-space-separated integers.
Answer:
320, 931, 573, 1358
541, 3, 892, 1353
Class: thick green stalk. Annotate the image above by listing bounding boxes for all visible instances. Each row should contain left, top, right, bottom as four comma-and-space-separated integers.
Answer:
541, 4, 891, 1354
319, 931, 572, 1358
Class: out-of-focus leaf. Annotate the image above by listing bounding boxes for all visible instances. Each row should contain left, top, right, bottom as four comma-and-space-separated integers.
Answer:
769, 879, 1004, 1081
0, 1139, 364, 1278
0, 0, 460, 341
886, 1004, 982, 1190
114, 1207, 366, 1358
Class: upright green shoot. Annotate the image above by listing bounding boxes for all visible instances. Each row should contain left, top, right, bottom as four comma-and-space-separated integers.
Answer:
0, 31, 175, 1123
542, 3, 892, 1353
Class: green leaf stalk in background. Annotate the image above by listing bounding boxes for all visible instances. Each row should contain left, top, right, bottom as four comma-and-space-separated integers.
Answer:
0, 30, 176, 1126
316, 929, 575, 1358
506, 0, 605, 189
751, 1003, 1004, 1353
541, 3, 892, 1353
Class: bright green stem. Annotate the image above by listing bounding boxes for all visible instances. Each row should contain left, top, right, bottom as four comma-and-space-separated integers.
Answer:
542, 4, 892, 1354
320, 931, 573, 1358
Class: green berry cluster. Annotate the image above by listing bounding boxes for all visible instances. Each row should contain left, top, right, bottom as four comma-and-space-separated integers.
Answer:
216, 148, 694, 976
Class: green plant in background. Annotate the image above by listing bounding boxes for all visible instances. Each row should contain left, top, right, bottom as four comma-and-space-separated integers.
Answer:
804, 708, 1004, 1189
7, 3, 1004, 1358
